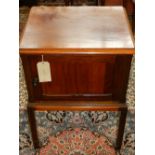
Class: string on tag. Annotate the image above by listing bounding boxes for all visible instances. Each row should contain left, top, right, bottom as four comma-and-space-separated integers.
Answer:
41, 55, 44, 64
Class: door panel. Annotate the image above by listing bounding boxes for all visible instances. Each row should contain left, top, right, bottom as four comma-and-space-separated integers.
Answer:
23, 55, 116, 101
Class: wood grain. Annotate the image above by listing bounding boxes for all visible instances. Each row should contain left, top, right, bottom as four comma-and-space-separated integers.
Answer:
21, 54, 132, 102
20, 6, 134, 53
28, 100, 127, 111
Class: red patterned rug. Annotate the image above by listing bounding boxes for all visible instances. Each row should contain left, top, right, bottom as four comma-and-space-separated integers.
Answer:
39, 128, 116, 155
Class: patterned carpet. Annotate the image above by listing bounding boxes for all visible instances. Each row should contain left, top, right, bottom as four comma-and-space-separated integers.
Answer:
19, 6, 135, 155
39, 128, 116, 155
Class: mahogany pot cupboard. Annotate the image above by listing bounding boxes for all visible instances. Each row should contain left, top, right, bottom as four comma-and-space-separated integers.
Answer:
20, 6, 134, 149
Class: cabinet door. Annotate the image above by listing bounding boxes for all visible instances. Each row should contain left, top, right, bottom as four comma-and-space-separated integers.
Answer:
21, 54, 116, 101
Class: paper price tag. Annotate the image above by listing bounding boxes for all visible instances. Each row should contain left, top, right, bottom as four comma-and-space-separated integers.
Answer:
37, 61, 52, 82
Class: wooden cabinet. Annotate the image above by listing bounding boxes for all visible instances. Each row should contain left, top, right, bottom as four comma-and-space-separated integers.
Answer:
21, 54, 132, 102
20, 6, 134, 149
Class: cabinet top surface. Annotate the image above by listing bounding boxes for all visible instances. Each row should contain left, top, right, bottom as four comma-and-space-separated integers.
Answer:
20, 6, 134, 54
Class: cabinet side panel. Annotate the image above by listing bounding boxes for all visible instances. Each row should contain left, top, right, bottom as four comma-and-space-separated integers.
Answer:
20, 55, 42, 102
112, 55, 132, 103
